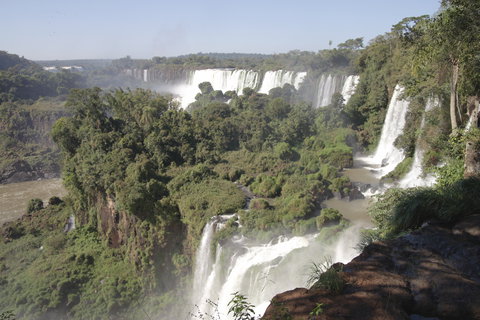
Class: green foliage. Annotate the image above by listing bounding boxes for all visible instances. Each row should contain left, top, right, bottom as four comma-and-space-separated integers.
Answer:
316, 208, 343, 229
249, 198, 271, 210
26, 198, 43, 213
306, 258, 344, 294
0, 51, 82, 103
367, 178, 480, 245
213, 217, 239, 245
0, 205, 145, 320
228, 292, 255, 320
0, 311, 15, 320
293, 217, 317, 236
310, 303, 325, 317
382, 157, 413, 181
250, 174, 282, 198
274, 142, 296, 161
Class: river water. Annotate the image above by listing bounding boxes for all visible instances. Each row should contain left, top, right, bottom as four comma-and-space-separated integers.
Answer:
0, 178, 66, 225
324, 158, 380, 228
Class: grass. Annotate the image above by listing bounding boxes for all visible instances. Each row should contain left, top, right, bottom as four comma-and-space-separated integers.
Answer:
306, 257, 344, 294
364, 178, 480, 249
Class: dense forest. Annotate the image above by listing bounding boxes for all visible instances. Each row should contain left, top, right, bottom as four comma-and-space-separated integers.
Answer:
1, 0, 480, 319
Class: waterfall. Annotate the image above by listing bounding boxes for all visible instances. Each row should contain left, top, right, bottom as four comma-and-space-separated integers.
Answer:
176, 69, 260, 108
341, 75, 360, 104
466, 100, 480, 131
191, 223, 361, 319
313, 74, 351, 108
143, 69, 148, 82
363, 85, 409, 177
192, 217, 220, 306
398, 98, 438, 188
258, 70, 306, 94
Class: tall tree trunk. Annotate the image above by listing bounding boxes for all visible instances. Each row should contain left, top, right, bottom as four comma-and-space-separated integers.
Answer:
465, 97, 480, 179
450, 61, 459, 131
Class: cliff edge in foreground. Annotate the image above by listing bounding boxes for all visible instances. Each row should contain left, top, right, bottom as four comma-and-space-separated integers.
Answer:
262, 215, 480, 320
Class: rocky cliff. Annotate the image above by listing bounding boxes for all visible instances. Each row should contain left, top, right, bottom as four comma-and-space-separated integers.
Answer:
262, 215, 480, 320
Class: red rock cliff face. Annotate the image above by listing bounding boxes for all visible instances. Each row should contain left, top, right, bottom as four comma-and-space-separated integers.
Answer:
262, 215, 480, 320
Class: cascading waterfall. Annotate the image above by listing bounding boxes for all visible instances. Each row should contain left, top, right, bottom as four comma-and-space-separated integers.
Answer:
466, 100, 480, 131
258, 70, 306, 94
192, 217, 219, 306
143, 69, 148, 82
363, 85, 410, 177
179, 69, 261, 108
191, 222, 362, 319
399, 98, 438, 188
176, 69, 306, 108
341, 75, 360, 104
314, 74, 345, 107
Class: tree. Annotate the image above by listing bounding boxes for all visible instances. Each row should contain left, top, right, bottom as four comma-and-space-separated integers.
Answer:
337, 38, 363, 50
419, 1, 480, 131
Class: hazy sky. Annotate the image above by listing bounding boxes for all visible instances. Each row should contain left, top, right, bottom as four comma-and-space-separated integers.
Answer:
1, 0, 441, 60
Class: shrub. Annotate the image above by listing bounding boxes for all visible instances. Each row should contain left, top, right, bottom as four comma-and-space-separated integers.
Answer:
318, 145, 353, 168
382, 157, 413, 181
228, 292, 255, 320
249, 199, 271, 210
48, 196, 63, 206
250, 174, 282, 198
316, 208, 343, 229
274, 142, 296, 161
27, 198, 43, 213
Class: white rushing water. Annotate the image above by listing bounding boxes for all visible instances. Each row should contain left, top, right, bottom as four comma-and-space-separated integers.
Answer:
466, 99, 480, 131
174, 69, 306, 108
398, 98, 438, 188
258, 70, 306, 94
341, 75, 360, 105
191, 219, 362, 319
362, 85, 410, 177
314, 74, 344, 107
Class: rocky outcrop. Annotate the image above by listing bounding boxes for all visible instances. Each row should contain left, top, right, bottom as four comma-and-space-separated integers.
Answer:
262, 215, 480, 320
0, 159, 60, 184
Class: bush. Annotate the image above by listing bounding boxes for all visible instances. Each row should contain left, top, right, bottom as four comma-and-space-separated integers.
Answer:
382, 157, 413, 181
27, 198, 43, 213
318, 145, 353, 168
316, 208, 343, 229
249, 198, 271, 210
48, 196, 63, 206
250, 174, 282, 198
274, 142, 297, 161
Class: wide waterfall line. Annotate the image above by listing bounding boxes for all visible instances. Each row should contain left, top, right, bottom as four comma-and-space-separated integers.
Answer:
362, 85, 409, 177
190, 220, 362, 319
398, 98, 438, 188
258, 70, 307, 94
175, 69, 306, 108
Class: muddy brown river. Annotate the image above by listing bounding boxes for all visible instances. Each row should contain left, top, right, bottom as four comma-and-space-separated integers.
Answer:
324, 159, 380, 228
0, 178, 66, 225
